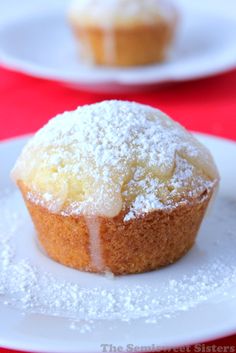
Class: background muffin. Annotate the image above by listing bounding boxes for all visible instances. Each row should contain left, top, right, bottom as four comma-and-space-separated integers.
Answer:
12, 101, 219, 275
68, 0, 178, 66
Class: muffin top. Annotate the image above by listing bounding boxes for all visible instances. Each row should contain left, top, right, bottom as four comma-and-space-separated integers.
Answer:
12, 100, 219, 221
69, 0, 177, 28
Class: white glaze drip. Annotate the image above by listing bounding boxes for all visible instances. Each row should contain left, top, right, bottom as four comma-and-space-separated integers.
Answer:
80, 29, 95, 65
103, 29, 116, 65
85, 217, 104, 271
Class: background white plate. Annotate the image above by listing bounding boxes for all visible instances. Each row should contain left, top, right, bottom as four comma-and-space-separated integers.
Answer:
0, 2, 236, 92
0, 133, 236, 353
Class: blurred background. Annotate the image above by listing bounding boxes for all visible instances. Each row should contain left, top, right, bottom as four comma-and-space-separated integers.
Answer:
1, 0, 236, 23
0, 0, 235, 140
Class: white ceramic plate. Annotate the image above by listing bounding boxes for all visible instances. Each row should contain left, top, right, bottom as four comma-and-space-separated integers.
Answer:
0, 133, 236, 353
0, 3, 236, 92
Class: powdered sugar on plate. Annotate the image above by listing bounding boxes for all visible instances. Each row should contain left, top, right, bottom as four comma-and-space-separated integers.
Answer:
0, 189, 235, 326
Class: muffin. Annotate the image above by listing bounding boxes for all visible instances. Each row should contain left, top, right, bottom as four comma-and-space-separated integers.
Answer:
12, 101, 219, 275
68, 0, 178, 66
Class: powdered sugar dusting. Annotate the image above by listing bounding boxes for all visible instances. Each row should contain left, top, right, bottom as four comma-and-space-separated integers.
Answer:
69, 0, 177, 27
12, 100, 218, 219
0, 190, 236, 325
124, 155, 215, 221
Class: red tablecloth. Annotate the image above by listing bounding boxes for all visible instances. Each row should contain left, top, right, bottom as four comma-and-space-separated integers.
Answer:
0, 66, 236, 352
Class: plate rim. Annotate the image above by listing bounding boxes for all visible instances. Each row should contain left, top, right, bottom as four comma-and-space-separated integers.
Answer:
0, 326, 236, 353
1, 131, 236, 146
0, 133, 236, 353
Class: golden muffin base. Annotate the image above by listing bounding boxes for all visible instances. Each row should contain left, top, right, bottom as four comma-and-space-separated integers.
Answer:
19, 182, 213, 275
69, 20, 177, 67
